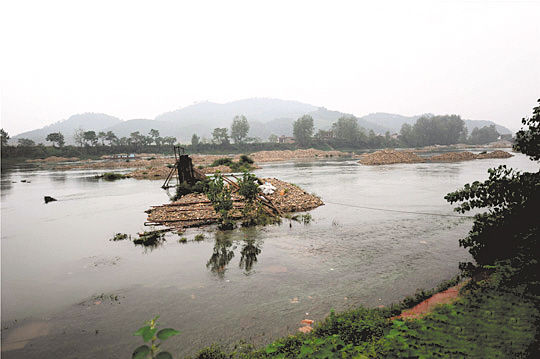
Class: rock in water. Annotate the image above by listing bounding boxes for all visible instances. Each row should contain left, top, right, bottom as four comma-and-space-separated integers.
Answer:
44, 196, 57, 204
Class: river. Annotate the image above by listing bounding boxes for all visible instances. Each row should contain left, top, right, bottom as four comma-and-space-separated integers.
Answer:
1, 151, 537, 358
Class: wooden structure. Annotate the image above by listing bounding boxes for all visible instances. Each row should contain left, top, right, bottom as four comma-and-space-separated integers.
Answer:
162, 146, 205, 188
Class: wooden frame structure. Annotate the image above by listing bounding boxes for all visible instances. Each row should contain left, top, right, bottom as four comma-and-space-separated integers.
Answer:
162, 146, 205, 188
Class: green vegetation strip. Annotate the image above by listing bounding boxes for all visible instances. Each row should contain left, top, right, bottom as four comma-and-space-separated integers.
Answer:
188, 276, 538, 358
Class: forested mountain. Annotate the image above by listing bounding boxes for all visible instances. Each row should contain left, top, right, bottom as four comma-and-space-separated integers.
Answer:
10, 98, 512, 144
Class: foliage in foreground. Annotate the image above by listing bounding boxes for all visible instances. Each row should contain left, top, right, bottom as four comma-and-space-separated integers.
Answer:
133, 316, 180, 359
445, 99, 539, 286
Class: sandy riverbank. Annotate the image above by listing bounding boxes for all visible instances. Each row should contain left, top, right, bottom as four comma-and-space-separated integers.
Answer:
358, 149, 513, 165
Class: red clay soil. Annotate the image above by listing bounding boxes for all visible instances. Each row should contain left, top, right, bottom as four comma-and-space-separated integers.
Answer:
394, 283, 465, 320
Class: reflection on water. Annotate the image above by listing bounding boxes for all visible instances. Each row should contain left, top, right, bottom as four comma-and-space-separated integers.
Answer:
239, 239, 262, 273
206, 228, 264, 276
207, 232, 236, 278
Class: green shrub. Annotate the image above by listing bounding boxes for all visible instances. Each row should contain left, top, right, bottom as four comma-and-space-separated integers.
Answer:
192, 345, 229, 359
133, 231, 165, 247
314, 307, 390, 346
96, 172, 127, 180
239, 154, 254, 164
237, 172, 259, 202
194, 234, 205, 241
206, 174, 235, 230
211, 158, 234, 167
173, 179, 209, 200
209, 157, 255, 173
110, 233, 128, 241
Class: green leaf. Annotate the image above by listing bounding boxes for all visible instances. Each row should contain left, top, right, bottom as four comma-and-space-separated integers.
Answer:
132, 345, 150, 359
155, 352, 173, 359
142, 327, 158, 342
157, 328, 180, 341
266, 345, 278, 354
134, 325, 151, 336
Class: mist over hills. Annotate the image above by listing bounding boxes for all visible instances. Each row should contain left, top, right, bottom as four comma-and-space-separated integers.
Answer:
11, 113, 122, 145
11, 98, 512, 145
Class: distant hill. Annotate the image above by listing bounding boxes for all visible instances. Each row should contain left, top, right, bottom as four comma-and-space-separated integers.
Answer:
154, 100, 391, 140
360, 113, 425, 133
11, 98, 512, 144
12, 113, 122, 145
463, 120, 511, 135
156, 98, 318, 127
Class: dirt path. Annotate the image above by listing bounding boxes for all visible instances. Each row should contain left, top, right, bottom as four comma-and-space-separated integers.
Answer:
394, 283, 465, 320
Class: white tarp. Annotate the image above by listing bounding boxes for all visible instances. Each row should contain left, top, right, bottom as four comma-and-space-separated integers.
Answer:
259, 182, 276, 195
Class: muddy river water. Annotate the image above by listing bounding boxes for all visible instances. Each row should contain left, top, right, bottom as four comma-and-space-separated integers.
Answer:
1, 151, 537, 358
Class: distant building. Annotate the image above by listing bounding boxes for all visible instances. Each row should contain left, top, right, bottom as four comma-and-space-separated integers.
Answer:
278, 136, 295, 144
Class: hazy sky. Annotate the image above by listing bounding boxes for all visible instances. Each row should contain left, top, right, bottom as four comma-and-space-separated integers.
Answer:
1, 0, 539, 135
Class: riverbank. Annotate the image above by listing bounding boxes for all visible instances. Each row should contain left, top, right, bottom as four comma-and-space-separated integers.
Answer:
17, 146, 514, 180
187, 269, 538, 358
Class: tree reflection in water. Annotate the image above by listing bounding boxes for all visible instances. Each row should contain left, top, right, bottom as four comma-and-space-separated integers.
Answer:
206, 229, 263, 277
206, 232, 236, 278
239, 239, 261, 273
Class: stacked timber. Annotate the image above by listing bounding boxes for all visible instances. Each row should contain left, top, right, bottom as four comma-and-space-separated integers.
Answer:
146, 178, 323, 229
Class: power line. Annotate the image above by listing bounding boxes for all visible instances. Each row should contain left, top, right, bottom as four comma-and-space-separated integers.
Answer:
324, 200, 475, 218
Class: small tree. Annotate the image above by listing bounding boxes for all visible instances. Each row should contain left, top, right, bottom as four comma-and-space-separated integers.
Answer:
237, 172, 261, 226
231, 115, 250, 144
332, 116, 362, 145
83, 131, 98, 146
130, 131, 144, 146
0, 129, 9, 146
268, 134, 278, 143
18, 138, 35, 147
468, 125, 499, 145
293, 115, 314, 147
74, 129, 85, 147
162, 136, 176, 146
191, 134, 200, 146
206, 174, 234, 229
514, 100, 540, 161
105, 131, 118, 146
149, 129, 161, 145
98, 131, 107, 146
46, 132, 65, 147
212, 128, 230, 145
445, 99, 539, 283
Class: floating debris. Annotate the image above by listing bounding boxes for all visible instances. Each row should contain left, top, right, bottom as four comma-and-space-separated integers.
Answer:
110, 233, 128, 241
44, 196, 57, 204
